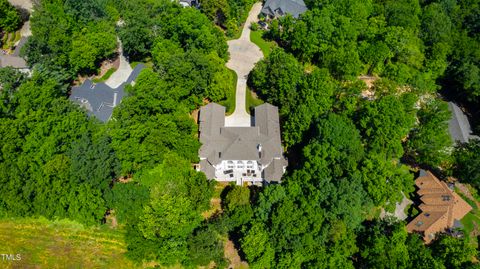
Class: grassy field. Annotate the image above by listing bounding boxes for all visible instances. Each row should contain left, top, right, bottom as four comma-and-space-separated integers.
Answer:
246, 87, 264, 114
219, 68, 238, 115
250, 30, 276, 57
0, 217, 140, 269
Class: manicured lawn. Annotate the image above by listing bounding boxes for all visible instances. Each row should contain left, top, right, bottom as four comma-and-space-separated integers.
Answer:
462, 212, 480, 235
250, 30, 276, 57
246, 87, 264, 114
0, 217, 139, 269
93, 67, 117, 83
219, 68, 237, 115
457, 191, 480, 247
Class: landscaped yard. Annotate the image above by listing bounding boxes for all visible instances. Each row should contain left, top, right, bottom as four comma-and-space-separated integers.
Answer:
457, 190, 480, 247
1, 31, 21, 50
250, 30, 276, 57
246, 87, 264, 114
93, 67, 117, 83
0, 217, 139, 269
219, 68, 237, 115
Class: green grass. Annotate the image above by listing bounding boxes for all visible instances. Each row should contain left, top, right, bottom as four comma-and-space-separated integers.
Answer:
246, 87, 264, 114
250, 30, 276, 57
130, 60, 153, 69
456, 192, 480, 247
461, 213, 480, 235
1, 31, 21, 50
0, 217, 140, 269
219, 68, 238, 115
226, 27, 242, 41
93, 67, 117, 83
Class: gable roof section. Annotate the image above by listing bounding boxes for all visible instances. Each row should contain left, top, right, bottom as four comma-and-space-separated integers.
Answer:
407, 170, 472, 243
264, 158, 287, 183
448, 102, 479, 143
199, 103, 225, 142
261, 0, 308, 18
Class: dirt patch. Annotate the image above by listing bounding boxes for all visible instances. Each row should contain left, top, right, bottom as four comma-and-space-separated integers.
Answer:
224, 239, 248, 269
202, 198, 222, 219
97, 58, 118, 77
107, 215, 118, 229
117, 176, 133, 183
73, 55, 120, 85
191, 108, 200, 124
358, 75, 378, 100
358, 75, 378, 89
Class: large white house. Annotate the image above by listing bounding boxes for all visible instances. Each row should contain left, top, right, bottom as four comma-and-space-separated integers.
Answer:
197, 103, 287, 185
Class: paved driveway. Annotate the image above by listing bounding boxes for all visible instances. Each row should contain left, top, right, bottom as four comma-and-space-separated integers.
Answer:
8, 0, 33, 11
224, 2, 263, 127
105, 39, 133, 88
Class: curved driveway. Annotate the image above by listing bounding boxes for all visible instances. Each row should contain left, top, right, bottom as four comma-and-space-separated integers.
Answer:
224, 2, 264, 127
105, 38, 133, 88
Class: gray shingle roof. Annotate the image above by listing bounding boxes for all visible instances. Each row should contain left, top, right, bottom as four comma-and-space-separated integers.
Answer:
448, 102, 478, 143
199, 102, 287, 183
261, 0, 308, 18
69, 64, 145, 122
264, 158, 288, 183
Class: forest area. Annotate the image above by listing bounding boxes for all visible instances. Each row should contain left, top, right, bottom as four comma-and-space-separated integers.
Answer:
0, 0, 480, 268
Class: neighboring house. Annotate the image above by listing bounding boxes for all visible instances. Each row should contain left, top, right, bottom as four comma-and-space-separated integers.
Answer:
197, 103, 287, 185
448, 102, 479, 144
406, 170, 472, 243
69, 64, 144, 122
261, 0, 308, 18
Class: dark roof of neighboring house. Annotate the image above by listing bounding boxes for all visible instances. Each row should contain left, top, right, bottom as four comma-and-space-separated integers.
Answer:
0, 55, 28, 69
69, 64, 145, 122
406, 170, 472, 243
198, 103, 287, 183
448, 102, 479, 143
261, 0, 307, 18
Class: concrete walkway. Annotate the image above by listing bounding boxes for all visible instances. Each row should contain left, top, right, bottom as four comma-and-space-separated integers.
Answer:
224, 2, 264, 127
105, 39, 133, 88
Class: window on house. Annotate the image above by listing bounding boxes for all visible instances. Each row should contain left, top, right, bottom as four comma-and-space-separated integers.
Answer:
424, 213, 430, 217
415, 221, 424, 227
442, 195, 451, 201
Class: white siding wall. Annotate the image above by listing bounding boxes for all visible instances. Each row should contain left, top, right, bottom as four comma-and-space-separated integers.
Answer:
214, 160, 263, 184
